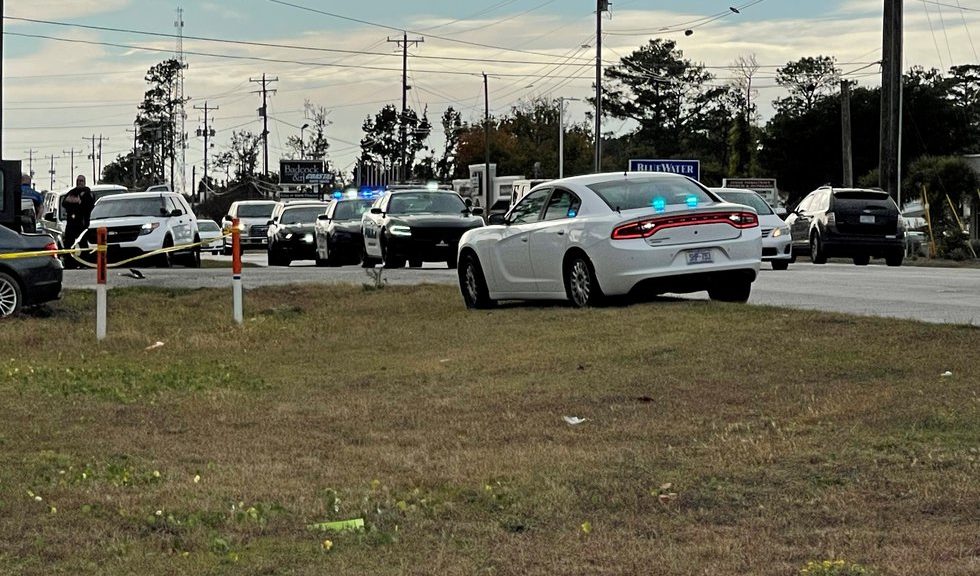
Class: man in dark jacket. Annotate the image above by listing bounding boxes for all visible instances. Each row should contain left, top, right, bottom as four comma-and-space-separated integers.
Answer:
63, 175, 94, 268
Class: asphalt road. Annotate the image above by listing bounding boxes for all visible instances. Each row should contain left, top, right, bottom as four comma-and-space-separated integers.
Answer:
61, 254, 980, 326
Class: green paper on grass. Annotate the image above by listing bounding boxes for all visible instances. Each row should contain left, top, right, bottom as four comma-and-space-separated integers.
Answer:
308, 518, 365, 532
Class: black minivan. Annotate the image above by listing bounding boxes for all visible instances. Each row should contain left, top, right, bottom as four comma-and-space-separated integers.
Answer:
786, 187, 905, 266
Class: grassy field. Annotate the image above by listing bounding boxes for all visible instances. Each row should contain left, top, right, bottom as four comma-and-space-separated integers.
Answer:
0, 285, 977, 575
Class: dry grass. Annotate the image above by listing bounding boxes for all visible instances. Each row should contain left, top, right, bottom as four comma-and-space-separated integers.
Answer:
0, 285, 977, 575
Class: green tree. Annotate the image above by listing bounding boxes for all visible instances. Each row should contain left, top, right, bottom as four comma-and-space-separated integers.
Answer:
436, 107, 462, 182
602, 39, 728, 161
359, 104, 432, 180
904, 156, 979, 259
136, 59, 188, 185
774, 56, 840, 114
285, 100, 332, 166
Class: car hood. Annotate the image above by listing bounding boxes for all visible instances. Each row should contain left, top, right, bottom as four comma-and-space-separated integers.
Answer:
88, 216, 168, 228
389, 214, 483, 228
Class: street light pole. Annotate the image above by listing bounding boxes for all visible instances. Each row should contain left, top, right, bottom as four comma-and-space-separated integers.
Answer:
558, 97, 580, 179
300, 123, 309, 159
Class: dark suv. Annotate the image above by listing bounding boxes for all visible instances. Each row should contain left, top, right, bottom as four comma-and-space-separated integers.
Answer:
786, 187, 905, 266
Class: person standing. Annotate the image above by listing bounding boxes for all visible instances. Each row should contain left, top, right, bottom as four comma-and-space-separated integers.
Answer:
20, 173, 43, 220
63, 175, 95, 268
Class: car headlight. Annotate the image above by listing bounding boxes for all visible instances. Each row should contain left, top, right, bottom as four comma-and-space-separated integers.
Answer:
139, 222, 160, 236
389, 225, 412, 237
285, 233, 293, 240
304, 233, 314, 243
771, 225, 790, 238
237, 222, 246, 231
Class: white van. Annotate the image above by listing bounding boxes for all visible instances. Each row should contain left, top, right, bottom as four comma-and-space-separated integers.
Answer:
41, 184, 129, 234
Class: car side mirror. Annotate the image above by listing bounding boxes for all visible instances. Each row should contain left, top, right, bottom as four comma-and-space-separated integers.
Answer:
471, 207, 484, 216
317, 214, 330, 221
267, 219, 275, 225
488, 213, 507, 225
370, 207, 383, 215
169, 209, 183, 216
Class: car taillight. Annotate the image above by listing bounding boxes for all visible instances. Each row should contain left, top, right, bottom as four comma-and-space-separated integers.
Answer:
44, 242, 58, 258
611, 211, 759, 240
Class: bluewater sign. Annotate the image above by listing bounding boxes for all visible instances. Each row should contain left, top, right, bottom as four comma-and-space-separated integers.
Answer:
628, 159, 701, 181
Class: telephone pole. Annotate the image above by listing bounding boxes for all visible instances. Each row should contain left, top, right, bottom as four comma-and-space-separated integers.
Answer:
62, 147, 79, 185
484, 72, 491, 211
85, 135, 107, 183
841, 80, 854, 187
595, 0, 610, 173
24, 148, 36, 179
250, 73, 278, 177
388, 33, 423, 183
879, 0, 903, 204
194, 101, 218, 201
46, 154, 59, 191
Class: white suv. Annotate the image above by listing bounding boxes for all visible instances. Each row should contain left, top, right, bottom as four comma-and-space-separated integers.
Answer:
222, 200, 277, 254
86, 192, 200, 267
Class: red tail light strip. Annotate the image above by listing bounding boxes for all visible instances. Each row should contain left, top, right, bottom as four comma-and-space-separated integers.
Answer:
611, 211, 759, 240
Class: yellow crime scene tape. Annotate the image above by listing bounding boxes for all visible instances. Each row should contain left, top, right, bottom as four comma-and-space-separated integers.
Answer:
0, 232, 234, 269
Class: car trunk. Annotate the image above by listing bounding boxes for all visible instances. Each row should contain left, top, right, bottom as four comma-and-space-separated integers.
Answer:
632, 208, 748, 247
832, 191, 899, 236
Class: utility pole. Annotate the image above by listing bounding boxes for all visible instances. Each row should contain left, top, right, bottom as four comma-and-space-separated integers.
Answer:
558, 96, 581, 179
62, 147, 79, 185
125, 123, 139, 189
47, 154, 59, 191
388, 33, 424, 183
24, 148, 36, 179
841, 80, 854, 187
595, 0, 610, 173
194, 101, 218, 200
879, 0, 903, 204
250, 73, 278, 178
84, 134, 107, 183
484, 72, 491, 211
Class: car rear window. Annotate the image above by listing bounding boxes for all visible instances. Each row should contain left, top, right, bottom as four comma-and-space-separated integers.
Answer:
587, 177, 715, 211
238, 203, 276, 218
833, 190, 896, 211
833, 191, 892, 201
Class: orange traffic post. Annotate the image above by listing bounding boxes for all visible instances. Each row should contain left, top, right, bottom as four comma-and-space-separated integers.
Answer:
232, 218, 243, 325
96, 227, 108, 341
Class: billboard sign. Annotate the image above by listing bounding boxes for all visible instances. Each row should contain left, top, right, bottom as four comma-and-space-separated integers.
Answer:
721, 178, 779, 206
279, 159, 325, 185
629, 159, 701, 181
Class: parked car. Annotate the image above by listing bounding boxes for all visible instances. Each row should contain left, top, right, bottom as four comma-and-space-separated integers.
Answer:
314, 197, 373, 267
362, 189, 485, 269
457, 172, 762, 308
85, 191, 200, 268
0, 225, 62, 317
711, 187, 792, 270
786, 186, 904, 266
221, 200, 277, 254
267, 201, 331, 266
197, 219, 224, 255
41, 184, 129, 235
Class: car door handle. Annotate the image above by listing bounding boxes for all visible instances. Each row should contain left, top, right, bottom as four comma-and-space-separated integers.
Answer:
556, 230, 565, 236
521, 236, 528, 243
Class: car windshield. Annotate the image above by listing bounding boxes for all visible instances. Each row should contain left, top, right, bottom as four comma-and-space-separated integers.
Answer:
716, 191, 773, 215
281, 206, 326, 225
334, 200, 372, 221
238, 203, 275, 218
587, 177, 715, 211
198, 220, 220, 232
388, 192, 466, 215
91, 197, 167, 219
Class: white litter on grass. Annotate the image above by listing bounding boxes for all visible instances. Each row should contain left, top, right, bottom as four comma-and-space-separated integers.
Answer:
563, 416, 587, 426
941, 371, 953, 377
144, 341, 165, 351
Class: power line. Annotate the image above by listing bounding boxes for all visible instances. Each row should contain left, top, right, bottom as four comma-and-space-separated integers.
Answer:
2, 31, 600, 79
3, 16, 602, 67
264, 0, 593, 62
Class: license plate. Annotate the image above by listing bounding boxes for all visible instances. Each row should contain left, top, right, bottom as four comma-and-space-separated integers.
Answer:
686, 248, 713, 265
860, 215, 875, 224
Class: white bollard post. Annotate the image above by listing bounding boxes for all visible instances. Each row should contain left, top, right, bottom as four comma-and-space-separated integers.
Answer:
96, 227, 107, 341
232, 218, 243, 325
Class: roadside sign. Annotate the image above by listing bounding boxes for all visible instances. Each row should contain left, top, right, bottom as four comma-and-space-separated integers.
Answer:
304, 173, 335, 185
629, 159, 701, 181
280, 159, 325, 185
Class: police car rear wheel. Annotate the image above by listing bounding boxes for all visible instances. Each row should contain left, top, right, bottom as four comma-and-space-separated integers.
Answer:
0, 272, 22, 318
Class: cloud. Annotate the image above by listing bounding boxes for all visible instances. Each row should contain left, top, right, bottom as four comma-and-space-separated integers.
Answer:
6, 0, 131, 21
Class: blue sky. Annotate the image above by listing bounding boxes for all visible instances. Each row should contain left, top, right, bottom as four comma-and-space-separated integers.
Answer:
3, 0, 978, 188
